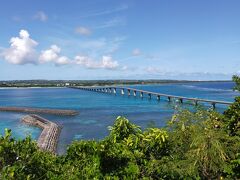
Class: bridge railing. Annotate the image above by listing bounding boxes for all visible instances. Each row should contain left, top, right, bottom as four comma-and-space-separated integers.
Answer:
69, 86, 233, 108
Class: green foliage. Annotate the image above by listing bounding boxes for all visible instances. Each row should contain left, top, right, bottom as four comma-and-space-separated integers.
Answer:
0, 107, 240, 179
141, 128, 169, 159
0, 129, 57, 179
108, 116, 142, 142
224, 96, 240, 136
233, 75, 240, 91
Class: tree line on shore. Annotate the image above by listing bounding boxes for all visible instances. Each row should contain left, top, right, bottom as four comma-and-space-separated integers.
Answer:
0, 79, 230, 88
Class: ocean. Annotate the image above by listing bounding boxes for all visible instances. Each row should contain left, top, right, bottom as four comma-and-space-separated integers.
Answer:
0, 82, 239, 154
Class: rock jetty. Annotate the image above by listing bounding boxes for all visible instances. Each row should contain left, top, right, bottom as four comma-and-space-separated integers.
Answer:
0, 106, 78, 116
21, 114, 61, 153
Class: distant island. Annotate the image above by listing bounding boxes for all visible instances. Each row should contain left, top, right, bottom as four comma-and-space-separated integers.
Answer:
0, 79, 232, 88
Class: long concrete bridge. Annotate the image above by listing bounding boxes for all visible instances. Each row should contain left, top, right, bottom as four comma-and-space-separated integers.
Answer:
70, 86, 233, 109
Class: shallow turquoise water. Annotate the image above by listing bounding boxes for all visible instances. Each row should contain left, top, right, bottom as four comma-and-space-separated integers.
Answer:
0, 82, 239, 154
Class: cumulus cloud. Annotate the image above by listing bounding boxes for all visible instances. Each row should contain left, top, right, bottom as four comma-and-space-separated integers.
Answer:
39, 45, 70, 66
55, 56, 69, 66
33, 11, 48, 22
75, 26, 91, 36
75, 55, 119, 70
1, 30, 38, 65
132, 48, 141, 56
75, 55, 97, 68
101, 56, 119, 69
1, 29, 125, 70
39, 45, 60, 63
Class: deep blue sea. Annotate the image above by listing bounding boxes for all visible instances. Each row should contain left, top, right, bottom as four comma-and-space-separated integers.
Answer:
0, 82, 239, 154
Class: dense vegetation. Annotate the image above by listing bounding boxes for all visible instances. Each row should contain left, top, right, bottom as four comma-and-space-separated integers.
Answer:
233, 75, 240, 91
0, 77, 239, 179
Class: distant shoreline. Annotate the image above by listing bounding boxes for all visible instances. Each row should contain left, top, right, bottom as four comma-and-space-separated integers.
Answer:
0, 80, 233, 89
0, 87, 64, 89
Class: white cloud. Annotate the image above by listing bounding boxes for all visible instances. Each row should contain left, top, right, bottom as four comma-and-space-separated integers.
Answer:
132, 48, 141, 56
1, 30, 125, 69
75, 27, 91, 36
101, 56, 119, 69
74, 55, 119, 70
55, 56, 70, 65
39, 45, 70, 66
39, 45, 60, 63
75, 55, 98, 68
33, 11, 48, 22
1, 30, 38, 65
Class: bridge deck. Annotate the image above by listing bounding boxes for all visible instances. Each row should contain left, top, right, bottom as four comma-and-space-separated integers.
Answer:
70, 86, 233, 106
123, 87, 232, 105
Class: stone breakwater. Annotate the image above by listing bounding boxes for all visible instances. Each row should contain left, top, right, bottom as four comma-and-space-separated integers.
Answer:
21, 114, 61, 153
0, 106, 78, 116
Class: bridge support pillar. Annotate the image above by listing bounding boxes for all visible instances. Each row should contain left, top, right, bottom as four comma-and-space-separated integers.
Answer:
121, 88, 125, 95
212, 102, 216, 109
133, 91, 136, 97
148, 93, 151, 99
128, 89, 131, 96
157, 95, 160, 101
168, 97, 171, 102
113, 88, 116, 94
140, 92, 143, 98
109, 88, 112, 93
194, 100, 198, 106
179, 98, 183, 103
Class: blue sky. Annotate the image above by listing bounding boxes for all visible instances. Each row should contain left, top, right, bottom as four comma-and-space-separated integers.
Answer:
0, 0, 240, 80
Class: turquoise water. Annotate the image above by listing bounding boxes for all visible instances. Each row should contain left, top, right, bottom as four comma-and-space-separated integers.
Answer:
0, 82, 239, 154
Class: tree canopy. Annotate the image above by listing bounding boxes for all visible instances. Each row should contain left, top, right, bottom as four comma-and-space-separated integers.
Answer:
233, 75, 240, 91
